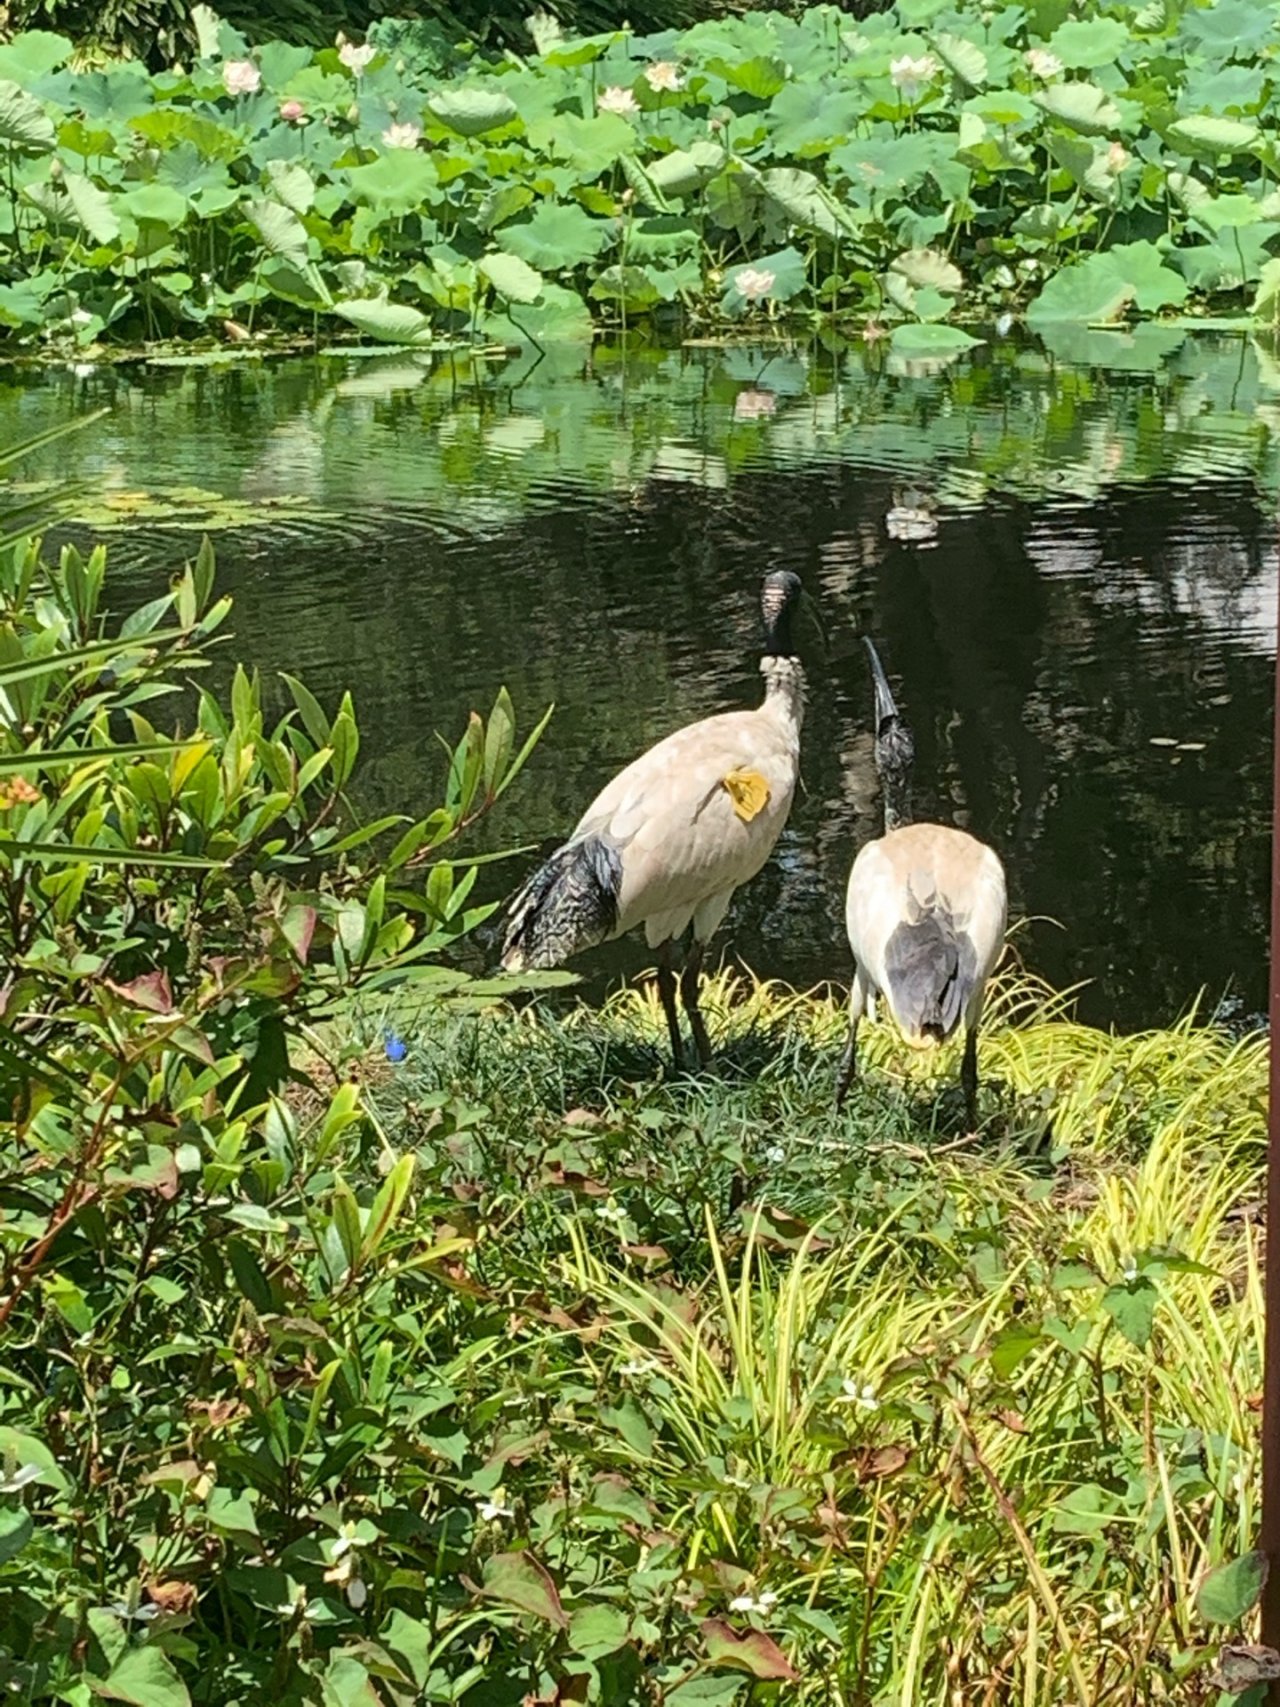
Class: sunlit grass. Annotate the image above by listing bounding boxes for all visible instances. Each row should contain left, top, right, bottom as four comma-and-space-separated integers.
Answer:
355, 968, 1265, 1704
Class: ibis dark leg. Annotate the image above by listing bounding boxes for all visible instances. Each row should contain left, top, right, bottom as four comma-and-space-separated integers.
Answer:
835, 975, 867, 1111
656, 939, 685, 1072
680, 937, 714, 1069
961, 1024, 979, 1130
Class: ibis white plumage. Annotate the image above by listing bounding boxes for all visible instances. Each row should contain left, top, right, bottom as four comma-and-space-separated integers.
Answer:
836, 638, 1007, 1126
501, 571, 806, 1070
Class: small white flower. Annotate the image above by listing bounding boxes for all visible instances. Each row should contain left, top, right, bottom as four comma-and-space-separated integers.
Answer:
595, 1199, 625, 1223
733, 267, 776, 304
994, 311, 1014, 337
1121, 1256, 1138, 1283
620, 1356, 656, 1376
338, 37, 377, 75
1025, 47, 1063, 80
478, 1494, 514, 1521
598, 85, 639, 117
346, 1576, 368, 1609
644, 60, 683, 92
69, 308, 93, 326
729, 1588, 779, 1613
382, 121, 421, 149
839, 1377, 880, 1411
1107, 141, 1131, 173
763, 1140, 786, 1161
889, 53, 939, 103
222, 59, 261, 96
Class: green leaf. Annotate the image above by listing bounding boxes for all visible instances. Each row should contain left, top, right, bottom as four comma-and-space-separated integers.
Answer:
63, 171, 120, 242
0, 79, 55, 150
761, 166, 856, 237
1047, 16, 1130, 68
1051, 1482, 1116, 1536
890, 247, 962, 294
726, 246, 807, 303
932, 31, 987, 87
648, 142, 726, 198
1197, 1551, 1269, 1625
1026, 257, 1135, 324
0, 1506, 32, 1565
334, 298, 435, 346
700, 1620, 798, 1682
479, 251, 544, 303
665, 1680, 744, 1706
120, 183, 188, 228
247, 197, 309, 266
499, 201, 612, 270
479, 1551, 569, 1627
91, 1646, 192, 1706
568, 1603, 629, 1660
1167, 115, 1259, 158
888, 321, 982, 356
0, 839, 218, 870
705, 55, 787, 99
1034, 82, 1122, 136
427, 87, 518, 136
1102, 1277, 1158, 1347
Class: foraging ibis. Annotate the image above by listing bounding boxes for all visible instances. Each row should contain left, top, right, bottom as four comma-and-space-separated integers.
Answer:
501, 571, 806, 1070
836, 638, 1007, 1126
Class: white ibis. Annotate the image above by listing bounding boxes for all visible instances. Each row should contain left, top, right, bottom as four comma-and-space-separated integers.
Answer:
501, 571, 806, 1071
837, 638, 1007, 1126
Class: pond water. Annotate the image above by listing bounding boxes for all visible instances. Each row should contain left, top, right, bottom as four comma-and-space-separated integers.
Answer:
4, 327, 1279, 1032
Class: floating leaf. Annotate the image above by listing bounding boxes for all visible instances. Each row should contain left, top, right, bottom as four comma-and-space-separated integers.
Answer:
1197, 1552, 1269, 1626
889, 321, 983, 355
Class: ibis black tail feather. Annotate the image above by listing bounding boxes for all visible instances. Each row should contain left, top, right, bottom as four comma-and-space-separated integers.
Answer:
882, 913, 977, 1044
500, 834, 624, 972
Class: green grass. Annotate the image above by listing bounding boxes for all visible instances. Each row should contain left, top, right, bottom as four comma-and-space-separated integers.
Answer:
333, 966, 1266, 1705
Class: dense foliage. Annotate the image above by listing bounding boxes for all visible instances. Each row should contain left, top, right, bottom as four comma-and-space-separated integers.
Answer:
3, 0, 1280, 350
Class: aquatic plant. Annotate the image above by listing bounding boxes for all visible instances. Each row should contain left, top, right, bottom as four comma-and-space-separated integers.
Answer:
5, 0, 1280, 349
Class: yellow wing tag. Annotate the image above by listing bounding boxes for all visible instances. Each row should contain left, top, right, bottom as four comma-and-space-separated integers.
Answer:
722, 767, 771, 822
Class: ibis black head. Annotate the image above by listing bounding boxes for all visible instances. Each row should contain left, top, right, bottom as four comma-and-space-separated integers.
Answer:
760, 570, 803, 657
864, 636, 914, 831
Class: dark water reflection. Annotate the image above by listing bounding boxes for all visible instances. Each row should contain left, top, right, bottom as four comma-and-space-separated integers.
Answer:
4, 333, 1277, 1030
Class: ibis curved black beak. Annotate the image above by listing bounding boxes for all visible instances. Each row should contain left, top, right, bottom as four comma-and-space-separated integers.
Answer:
863, 636, 900, 733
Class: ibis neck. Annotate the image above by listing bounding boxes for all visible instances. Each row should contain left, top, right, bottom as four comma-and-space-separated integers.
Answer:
882, 775, 912, 834
760, 654, 806, 735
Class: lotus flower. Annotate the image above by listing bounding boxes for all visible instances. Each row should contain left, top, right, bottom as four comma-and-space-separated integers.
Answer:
222, 59, 261, 97
1025, 47, 1064, 79
279, 98, 306, 123
382, 121, 421, 148
598, 85, 639, 117
644, 60, 683, 92
733, 267, 776, 304
338, 36, 376, 75
889, 53, 939, 103
734, 388, 778, 420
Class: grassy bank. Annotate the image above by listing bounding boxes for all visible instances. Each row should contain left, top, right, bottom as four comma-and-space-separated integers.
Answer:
7, 961, 1262, 1704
